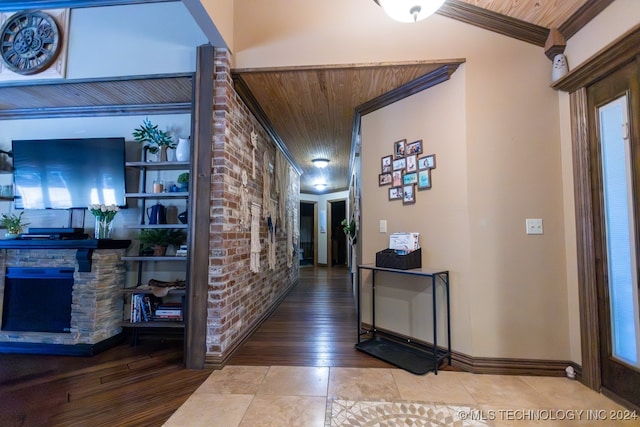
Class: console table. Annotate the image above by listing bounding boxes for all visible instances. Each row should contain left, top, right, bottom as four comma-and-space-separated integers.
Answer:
356, 264, 451, 375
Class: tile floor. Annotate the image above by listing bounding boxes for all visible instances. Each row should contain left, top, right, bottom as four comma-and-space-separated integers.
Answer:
163, 366, 638, 427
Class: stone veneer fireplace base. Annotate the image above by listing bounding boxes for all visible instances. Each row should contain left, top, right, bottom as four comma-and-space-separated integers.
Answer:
0, 243, 128, 356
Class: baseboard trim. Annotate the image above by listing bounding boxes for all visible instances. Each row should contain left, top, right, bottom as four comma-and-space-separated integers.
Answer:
204, 279, 298, 369
450, 349, 581, 378
361, 324, 580, 378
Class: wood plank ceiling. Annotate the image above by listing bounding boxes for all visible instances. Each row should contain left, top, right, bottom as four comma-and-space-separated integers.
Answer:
0, 0, 614, 193
233, 0, 613, 193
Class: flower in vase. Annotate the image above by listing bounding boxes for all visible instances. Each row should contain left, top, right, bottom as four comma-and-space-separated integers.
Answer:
90, 204, 120, 239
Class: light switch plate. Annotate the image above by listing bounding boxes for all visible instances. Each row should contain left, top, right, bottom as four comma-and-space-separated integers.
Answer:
379, 220, 387, 233
526, 218, 543, 235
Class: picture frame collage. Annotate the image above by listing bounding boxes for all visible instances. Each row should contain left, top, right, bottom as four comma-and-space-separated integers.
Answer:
379, 139, 436, 205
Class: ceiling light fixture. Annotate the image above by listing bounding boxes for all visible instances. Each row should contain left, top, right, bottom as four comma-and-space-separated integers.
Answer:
312, 158, 330, 168
374, 0, 446, 23
314, 183, 327, 191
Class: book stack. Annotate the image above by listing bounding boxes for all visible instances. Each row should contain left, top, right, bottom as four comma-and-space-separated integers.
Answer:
154, 302, 183, 321
176, 244, 187, 257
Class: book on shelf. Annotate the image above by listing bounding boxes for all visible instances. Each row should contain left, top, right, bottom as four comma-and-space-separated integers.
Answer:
130, 294, 161, 323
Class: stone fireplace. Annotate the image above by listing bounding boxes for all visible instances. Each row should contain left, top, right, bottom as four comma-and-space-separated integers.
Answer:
0, 244, 127, 355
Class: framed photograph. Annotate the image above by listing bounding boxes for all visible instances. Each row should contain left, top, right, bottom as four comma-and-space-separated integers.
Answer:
406, 154, 417, 173
381, 155, 392, 173
403, 184, 416, 205
403, 172, 417, 185
418, 169, 431, 190
392, 158, 406, 171
424, 154, 436, 169
392, 170, 402, 187
379, 173, 392, 186
418, 156, 429, 170
394, 139, 406, 158
389, 186, 402, 201
406, 140, 423, 155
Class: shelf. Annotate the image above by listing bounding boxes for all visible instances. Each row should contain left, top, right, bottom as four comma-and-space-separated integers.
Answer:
126, 161, 189, 170
122, 288, 186, 295
122, 256, 187, 261
125, 192, 188, 199
120, 320, 184, 328
126, 224, 188, 229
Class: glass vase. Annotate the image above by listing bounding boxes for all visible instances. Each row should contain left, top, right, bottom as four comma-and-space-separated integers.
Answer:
95, 218, 113, 239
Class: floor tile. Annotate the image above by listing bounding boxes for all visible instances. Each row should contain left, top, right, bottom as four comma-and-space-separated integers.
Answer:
457, 373, 554, 408
163, 393, 253, 427
392, 370, 478, 405
519, 376, 626, 410
328, 367, 400, 401
195, 365, 269, 395
239, 395, 326, 427
257, 366, 329, 396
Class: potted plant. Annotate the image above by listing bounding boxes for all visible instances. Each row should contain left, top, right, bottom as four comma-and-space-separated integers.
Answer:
341, 218, 357, 245
133, 118, 175, 161
139, 228, 186, 256
2, 211, 29, 238
177, 172, 189, 191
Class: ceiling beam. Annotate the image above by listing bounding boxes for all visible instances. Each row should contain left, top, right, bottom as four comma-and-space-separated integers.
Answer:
437, 0, 549, 47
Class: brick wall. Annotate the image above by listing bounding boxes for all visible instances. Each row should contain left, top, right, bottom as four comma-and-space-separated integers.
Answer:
206, 49, 300, 361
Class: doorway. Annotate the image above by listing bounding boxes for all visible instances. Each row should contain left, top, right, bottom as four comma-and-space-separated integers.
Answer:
587, 59, 640, 408
328, 199, 347, 267
299, 201, 317, 266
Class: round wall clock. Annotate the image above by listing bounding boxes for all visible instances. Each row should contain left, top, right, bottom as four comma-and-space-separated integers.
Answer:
0, 10, 61, 75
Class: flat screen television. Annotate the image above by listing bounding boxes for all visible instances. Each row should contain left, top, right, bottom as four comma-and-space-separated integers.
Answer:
12, 137, 127, 209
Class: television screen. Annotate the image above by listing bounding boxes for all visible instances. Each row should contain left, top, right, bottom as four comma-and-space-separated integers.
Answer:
12, 138, 127, 209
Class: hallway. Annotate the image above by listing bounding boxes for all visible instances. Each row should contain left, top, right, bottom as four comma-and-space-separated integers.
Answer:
228, 266, 391, 368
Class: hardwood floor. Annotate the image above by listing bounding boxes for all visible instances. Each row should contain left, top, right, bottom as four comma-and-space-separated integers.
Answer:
227, 265, 392, 368
0, 266, 392, 426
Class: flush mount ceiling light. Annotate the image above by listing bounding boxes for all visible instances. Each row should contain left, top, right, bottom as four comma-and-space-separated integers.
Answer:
374, 0, 446, 23
314, 183, 327, 191
312, 158, 330, 168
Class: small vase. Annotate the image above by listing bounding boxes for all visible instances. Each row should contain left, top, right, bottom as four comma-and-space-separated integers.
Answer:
175, 137, 190, 162
95, 218, 113, 239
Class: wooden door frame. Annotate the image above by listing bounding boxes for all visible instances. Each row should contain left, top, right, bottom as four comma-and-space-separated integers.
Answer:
553, 25, 640, 401
300, 200, 318, 266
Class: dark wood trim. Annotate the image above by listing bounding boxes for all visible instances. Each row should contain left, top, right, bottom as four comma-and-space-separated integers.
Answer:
356, 63, 463, 116
0, 0, 173, 12
570, 88, 601, 391
350, 63, 463, 191
559, 0, 616, 40
184, 44, 214, 370
364, 324, 577, 377
0, 103, 192, 120
231, 75, 303, 175
0, 73, 194, 120
437, 0, 549, 47
552, 23, 640, 92
450, 349, 581, 378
